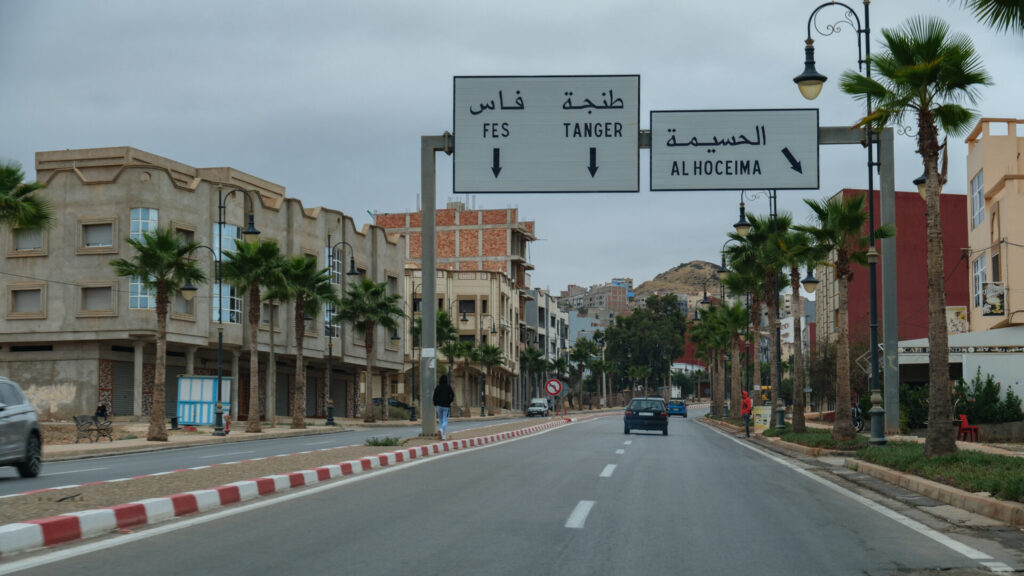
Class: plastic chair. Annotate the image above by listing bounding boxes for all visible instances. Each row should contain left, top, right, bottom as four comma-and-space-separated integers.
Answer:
957, 414, 979, 442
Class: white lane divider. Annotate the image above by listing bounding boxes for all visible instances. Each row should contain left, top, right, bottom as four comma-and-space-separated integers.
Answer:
565, 500, 595, 529
599, 464, 616, 478
43, 467, 108, 477
615, 449, 625, 455
624, 441, 632, 445
199, 450, 254, 459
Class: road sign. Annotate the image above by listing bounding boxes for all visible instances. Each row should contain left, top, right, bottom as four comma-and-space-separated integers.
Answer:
454, 75, 640, 193
650, 109, 819, 191
545, 378, 563, 397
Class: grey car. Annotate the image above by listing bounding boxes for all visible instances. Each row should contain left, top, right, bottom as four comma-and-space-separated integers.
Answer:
0, 377, 42, 478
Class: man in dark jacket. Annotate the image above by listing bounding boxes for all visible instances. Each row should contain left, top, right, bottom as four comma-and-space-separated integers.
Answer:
432, 374, 455, 440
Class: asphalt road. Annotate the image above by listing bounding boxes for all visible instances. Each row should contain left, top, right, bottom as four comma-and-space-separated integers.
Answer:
4, 411, 1020, 575
0, 418, 522, 496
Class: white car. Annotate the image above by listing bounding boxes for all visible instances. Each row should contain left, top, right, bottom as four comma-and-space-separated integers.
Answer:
526, 398, 550, 417
0, 377, 42, 478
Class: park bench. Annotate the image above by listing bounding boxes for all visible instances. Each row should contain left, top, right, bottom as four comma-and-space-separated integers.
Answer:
73, 415, 114, 443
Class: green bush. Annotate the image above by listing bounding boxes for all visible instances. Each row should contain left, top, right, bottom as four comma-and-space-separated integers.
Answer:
764, 428, 870, 451
365, 436, 404, 446
954, 368, 1024, 424
857, 442, 1024, 503
899, 381, 930, 430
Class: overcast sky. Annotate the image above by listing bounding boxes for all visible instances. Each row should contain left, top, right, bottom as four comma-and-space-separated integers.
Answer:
2, 1, 1021, 294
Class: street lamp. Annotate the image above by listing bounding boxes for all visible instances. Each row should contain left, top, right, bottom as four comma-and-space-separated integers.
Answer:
182, 186, 260, 436
475, 314, 499, 417
794, 0, 885, 445
325, 233, 359, 426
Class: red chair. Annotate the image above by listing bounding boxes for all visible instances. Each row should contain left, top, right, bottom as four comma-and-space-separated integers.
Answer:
957, 415, 979, 442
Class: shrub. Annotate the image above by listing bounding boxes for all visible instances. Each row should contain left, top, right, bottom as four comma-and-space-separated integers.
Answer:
954, 368, 1024, 424
365, 436, 404, 446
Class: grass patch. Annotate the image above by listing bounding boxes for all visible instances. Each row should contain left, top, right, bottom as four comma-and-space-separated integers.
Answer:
763, 427, 870, 451
857, 442, 1024, 503
364, 436, 404, 447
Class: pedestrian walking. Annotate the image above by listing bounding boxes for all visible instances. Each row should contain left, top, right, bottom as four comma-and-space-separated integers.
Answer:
741, 390, 753, 438
433, 374, 455, 440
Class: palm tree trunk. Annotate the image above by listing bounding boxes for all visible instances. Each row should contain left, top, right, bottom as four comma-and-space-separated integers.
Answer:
833, 273, 854, 441
148, 284, 169, 441
921, 116, 957, 457
266, 303, 277, 426
767, 291, 782, 423
751, 294, 762, 404
245, 285, 262, 433
292, 297, 306, 429
363, 323, 375, 422
791, 268, 807, 433
730, 335, 741, 421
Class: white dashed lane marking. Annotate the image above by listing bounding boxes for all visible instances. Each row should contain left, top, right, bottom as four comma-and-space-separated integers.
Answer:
600, 464, 616, 478
566, 500, 595, 529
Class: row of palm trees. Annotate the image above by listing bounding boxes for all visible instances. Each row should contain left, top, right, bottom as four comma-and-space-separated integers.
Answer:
519, 337, 604, 408
111, 227, 404, 441
696, 14, 993, 459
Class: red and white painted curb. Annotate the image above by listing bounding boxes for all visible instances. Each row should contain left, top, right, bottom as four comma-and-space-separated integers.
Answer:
0, 419, 569, 557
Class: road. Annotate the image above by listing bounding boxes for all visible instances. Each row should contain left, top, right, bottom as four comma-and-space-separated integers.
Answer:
0, 419, 522, 496
4, 410, 1021, 575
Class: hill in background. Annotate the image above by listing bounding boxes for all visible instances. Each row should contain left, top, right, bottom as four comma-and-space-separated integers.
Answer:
633, 260, 721, 301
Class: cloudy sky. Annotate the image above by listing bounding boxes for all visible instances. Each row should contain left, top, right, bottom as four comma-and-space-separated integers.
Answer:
2, 1, 1021, 294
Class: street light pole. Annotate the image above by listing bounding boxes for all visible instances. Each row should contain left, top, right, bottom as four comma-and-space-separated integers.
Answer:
325, 234, 359, 426
794, 0, 885, 444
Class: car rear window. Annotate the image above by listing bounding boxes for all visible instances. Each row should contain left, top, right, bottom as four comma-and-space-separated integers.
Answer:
629, 399, 664, 411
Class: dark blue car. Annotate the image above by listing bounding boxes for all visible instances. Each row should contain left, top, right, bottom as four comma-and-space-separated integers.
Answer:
667, 399, 687, 418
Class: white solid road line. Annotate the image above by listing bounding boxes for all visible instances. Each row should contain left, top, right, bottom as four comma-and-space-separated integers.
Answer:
198, 450, 255, 459
706, 424, 1006, 569
599, 464, 616, 478
565, 500, 595, 529
43, 467, 108, 477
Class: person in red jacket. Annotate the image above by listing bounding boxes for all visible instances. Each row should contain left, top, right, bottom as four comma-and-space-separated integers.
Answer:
741, 390, 753, 438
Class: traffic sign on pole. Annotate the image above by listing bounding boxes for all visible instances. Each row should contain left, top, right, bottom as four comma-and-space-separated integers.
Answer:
545, 378, 563, 397
650, 109, 819, 191
454, 75, 640, 193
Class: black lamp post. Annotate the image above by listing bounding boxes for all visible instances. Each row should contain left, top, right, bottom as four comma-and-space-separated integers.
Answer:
794, 0, 884, 445
183, 187, 259, 436
476, 314, 499, 417
325, 234, 359, 426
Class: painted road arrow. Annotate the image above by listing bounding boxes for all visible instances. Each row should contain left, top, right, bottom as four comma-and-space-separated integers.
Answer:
491, 148, 502, 178
587, 147, 599, 177
781, 147, 803, 174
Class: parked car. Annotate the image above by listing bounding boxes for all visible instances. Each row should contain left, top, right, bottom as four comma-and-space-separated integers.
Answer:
0, 377, 42, 478
667, 399, 687, 417
624, 397, 668, 436
372, 397, 412, 410
526, 398, 550, 417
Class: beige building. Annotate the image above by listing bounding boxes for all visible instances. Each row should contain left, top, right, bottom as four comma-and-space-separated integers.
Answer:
1, 147, 405, 421
402, 268, 519, 415
964, 118, 1024, 331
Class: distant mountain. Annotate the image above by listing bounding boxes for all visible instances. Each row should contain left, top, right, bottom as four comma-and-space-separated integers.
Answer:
633, 260, 721, 300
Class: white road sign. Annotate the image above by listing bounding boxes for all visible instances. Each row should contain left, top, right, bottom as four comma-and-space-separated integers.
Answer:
454, 75, 640, 193
650, 109, 819, 191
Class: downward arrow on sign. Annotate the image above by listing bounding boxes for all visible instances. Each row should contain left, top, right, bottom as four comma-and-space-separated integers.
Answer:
492, 148, 502, 178
587, 147, 599, 177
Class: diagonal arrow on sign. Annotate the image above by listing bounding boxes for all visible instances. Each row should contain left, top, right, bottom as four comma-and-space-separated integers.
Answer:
781, 147, 803, 174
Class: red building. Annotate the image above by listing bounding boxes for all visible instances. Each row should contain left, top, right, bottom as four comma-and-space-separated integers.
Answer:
816, 188, 969, 346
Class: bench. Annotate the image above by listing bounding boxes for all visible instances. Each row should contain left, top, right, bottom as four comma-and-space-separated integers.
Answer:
73, 415, 114, 443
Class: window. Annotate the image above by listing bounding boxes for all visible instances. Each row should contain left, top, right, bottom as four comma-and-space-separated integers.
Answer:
128, 277, 155, 309
12, 227, 43, 254
260, 302, 280, 329
79, 220, 115, 252
971, 171, 985, 228
481, 299, 488, 314
459, 299, 475, 315
79, 286, 114, 316
972, 256, 987, 308
214, 283, 241, 324
328, 246, 344, 284
130, 208, 158, 241
412, 298, 422, 313
213, 223, 239, 258
8, 285, 45, 319
325, 304, 340, 338
992, 251, 1001, 283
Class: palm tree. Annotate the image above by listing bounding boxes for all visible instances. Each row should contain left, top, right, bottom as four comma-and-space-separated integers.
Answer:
796, 193, 893, 442
476, 343, 504, 414
412, 310, 458, 412
334, 278, 404, 423
841, 15, 990, 456
260, 269, 291, 426
280, 256, 339, 429
222, 239, 285, 433
0, 160, 52, 230
571, 339, 599, 409
957, 0, 1024, 34
520, 346, 545, 398
774, 226, 825, 433
717, 302, 749, 420
111, 228, 205, 441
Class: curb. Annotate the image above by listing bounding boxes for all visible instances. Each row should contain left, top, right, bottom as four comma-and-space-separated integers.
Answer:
0, 419, 571, 557
847, 459, 1024, 528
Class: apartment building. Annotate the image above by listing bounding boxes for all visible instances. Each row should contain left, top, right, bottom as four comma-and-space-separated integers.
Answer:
559, 282, 629, 321
403, 268, 519, 414
964, 118, 1024, 330
814, 188, 968, 346
0, 147, 405, 421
